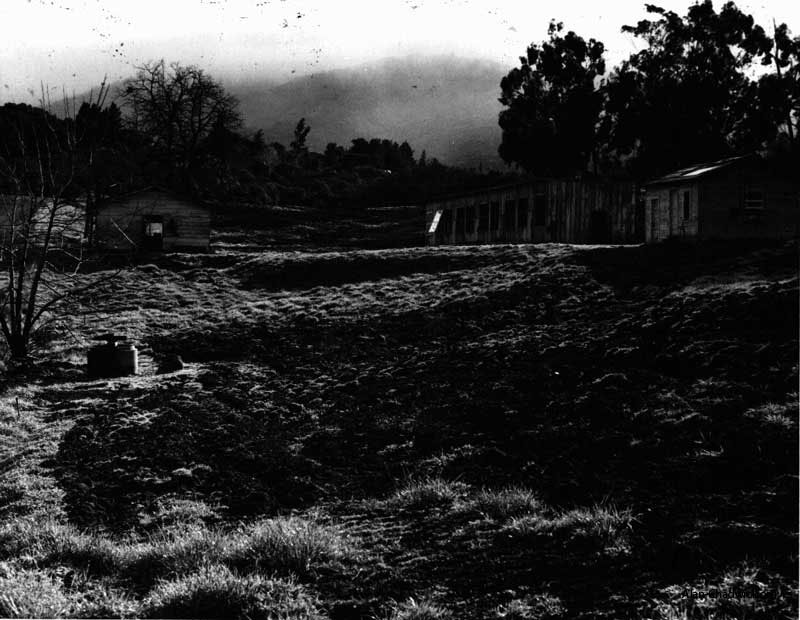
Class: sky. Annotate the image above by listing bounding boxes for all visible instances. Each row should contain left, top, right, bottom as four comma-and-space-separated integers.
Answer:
1, 0, 798, 104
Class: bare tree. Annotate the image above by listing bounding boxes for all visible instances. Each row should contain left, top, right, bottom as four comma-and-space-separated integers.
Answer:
0, 85, 120, 361
120, 60, 242, 188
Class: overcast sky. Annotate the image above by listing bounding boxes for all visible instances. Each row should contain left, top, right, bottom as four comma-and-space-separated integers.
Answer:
1, 0, 797, 103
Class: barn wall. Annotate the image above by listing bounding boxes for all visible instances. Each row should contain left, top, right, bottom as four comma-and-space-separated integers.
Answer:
426, 178, 640, 246
646, 167, 799, 241
94, 191, 211, 252
644, 183, 698, 242
700, 170, 799, 239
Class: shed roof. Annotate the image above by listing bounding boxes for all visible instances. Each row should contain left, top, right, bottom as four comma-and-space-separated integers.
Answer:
645, 154, 756, 186
97, 186, 209, 211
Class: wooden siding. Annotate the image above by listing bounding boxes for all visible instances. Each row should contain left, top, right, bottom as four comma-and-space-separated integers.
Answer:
94, 190, 211, 252
644, 184, 698, 242
646, 167, 798, 241
426, 178, 641, 246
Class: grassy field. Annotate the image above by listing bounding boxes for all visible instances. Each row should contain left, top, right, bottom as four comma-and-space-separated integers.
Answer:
0, 209, 797, 619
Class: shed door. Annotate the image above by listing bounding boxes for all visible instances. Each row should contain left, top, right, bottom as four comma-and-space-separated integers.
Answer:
143, 215, 164, 251
669, 189, 678, 236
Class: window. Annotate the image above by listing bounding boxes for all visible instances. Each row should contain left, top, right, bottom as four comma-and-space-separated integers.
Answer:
428, 210, 443, 233
650, 198, 659, 211
144, 221, 163, 237
478, 203, 490, 233
744, 185, 764, 211
490, 201, 500, 232
517, 197, 529, 230
682, 191, 691, 219
534, 193, 547, 226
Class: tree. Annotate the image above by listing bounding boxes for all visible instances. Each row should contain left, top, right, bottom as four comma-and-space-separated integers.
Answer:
600, 1, 775, 177
120, 60, 242, 192
498, 21, 606, 175
0, 92, 120, 360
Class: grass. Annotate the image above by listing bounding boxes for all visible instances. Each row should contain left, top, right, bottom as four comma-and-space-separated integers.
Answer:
469, 486, 543, 520
386, 478, 471, 510
383, 597, 452, 620
503, 505, 635, 555
142, 564, 324, 620
0, 234, 796, 618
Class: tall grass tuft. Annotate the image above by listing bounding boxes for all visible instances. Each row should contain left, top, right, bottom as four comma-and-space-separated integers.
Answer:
388, 478, 470, 510
384, 597, 452, 620
0, 568, 69, 618
225, 516, 358, 577
143, 564, 325, 620
504, 505, 634, 555
470, 486, 543, 520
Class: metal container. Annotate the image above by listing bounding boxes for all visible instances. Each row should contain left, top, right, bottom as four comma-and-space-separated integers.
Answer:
87, 335, 139, 378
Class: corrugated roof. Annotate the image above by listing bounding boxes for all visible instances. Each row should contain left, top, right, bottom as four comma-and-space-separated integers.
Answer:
645, 155, 754, 186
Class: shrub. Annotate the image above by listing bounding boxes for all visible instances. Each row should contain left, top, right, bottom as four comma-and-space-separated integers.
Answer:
143, 564, 325, 620
225, 516, 357, 577
471, 486, 543, 520
388, 478, 470, 510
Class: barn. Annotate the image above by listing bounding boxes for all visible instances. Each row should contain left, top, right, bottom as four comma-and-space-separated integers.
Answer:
425, 176, 642, 246
643, 155, 799, 242
88, 188, 211, 253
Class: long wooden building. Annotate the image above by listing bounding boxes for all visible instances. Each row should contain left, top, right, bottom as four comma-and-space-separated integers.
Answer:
425, 176, 642, 246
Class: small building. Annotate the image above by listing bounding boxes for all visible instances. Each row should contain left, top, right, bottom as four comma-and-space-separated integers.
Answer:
425, 176, 642, 246
643, 155, 799, 242
89, 188, 211, 253
0, 194, 85, 251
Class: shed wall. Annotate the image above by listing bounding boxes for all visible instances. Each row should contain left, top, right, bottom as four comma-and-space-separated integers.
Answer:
94, 191, 211, 252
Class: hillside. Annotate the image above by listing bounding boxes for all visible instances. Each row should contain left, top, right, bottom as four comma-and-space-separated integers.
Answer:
0, 218, 796, 618
229, 55, 507, 170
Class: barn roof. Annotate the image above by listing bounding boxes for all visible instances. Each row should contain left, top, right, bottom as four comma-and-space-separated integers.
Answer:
97, 186, 209, 211
645, 154, 756, 186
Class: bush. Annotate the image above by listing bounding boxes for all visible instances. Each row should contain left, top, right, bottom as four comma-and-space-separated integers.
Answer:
143, 564, 325, 620
388, 478, 470, 510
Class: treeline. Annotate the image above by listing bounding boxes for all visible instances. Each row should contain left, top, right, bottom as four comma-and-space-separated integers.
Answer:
0, 63, 512, 213
498, 1, 799, 179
